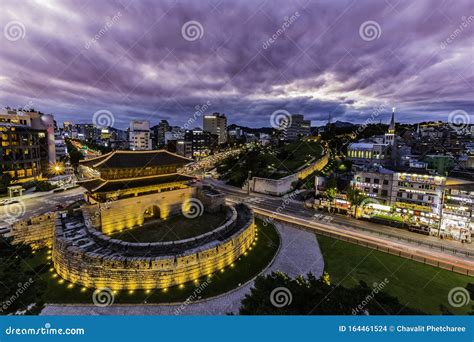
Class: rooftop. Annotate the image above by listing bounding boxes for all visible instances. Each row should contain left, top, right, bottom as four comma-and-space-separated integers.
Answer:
79, 150, 192, 169
78, 173, 196, 193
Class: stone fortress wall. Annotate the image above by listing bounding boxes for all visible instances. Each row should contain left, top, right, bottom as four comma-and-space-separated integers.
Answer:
8, 212, 57, 249
52, 202, 256, 290
84, 206, 237, 256
250, 152, 329, 196
81, 185, 226, 234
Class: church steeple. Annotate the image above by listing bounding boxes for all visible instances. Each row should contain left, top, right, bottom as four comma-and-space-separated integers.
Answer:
388, 107, 396, 134
384, 107, 396, 146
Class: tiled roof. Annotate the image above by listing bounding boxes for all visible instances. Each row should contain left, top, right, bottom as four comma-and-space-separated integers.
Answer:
77, 174, 196, 193
79, 150, 192, 169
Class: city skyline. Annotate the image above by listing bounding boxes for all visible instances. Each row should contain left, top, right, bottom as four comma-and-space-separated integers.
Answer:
1, 0, 473, 129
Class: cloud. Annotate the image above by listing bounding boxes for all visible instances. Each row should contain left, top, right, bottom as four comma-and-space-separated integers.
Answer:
0, 0, 472, 128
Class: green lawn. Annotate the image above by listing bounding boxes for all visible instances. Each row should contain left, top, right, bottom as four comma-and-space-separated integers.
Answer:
317, 234, 473, 314
219, 141, 323, 186
111, 211, 228, 242
373, 213, 404, 223
21, 219, 280, 305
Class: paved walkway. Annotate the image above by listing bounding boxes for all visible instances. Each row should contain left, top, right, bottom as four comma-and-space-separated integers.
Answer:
41, 223, 324, 316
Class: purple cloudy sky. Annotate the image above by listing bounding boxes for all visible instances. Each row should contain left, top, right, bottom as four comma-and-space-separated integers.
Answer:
0, 0, 473, 129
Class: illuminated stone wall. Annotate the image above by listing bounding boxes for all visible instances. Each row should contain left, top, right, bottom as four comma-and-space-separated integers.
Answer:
52, 204, 255, 290
250, 153, 329, 196
97, 187, 196, 234
8, 212, 57, 249
81, 186, 226, 234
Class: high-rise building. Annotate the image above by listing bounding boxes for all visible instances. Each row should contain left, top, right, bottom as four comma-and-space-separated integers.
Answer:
129, 120, 152, 150
0, 108, 56, 182
203, 112, 227, 145
185, 128, 217, 158
151, 120, 170, 148
74, 123, 101, 142
282, 114, 310, 141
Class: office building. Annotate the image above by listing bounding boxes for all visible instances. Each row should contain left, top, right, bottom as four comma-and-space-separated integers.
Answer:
0, 108, 56, 181
129, 120, 152, 150
203, 113, 227, 145
282, 114, 310, 141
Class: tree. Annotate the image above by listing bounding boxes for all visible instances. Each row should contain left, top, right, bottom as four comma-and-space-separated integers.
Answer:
0, 237, 47, 314
0, 173, 12, 195
240, 271, 423, 315
324, 177, 337, 200
347, 187, 367, 218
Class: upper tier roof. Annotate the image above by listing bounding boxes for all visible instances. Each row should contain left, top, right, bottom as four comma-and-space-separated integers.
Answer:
77, 173, 196, 193
79, 150, 192, 169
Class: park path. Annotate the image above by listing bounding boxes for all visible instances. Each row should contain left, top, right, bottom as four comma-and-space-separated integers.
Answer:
41, 223, 324, 316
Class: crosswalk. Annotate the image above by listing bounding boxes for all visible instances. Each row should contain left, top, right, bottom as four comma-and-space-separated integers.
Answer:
244, 197, 267, 204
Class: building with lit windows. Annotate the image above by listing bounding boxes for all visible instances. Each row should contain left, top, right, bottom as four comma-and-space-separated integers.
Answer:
282, 114, 311, 141
347, 108, 400, 166
391, 171, 445, 234
352, 168, 394, 205
351, 166, 473, 242
184, 128, 217, 158
441, 179, 474, 243
129, 120, 152, 150
0, 108, 56, 181
151, 119, 170, 148
203, 112, 227, 145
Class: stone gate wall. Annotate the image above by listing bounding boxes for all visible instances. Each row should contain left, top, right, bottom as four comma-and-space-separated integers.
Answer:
52, 204, 255, 290
9, 212, 57, 249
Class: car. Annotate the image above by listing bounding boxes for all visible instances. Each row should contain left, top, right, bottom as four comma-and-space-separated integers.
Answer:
55, 204, 65, 210
0, 199, 19, 206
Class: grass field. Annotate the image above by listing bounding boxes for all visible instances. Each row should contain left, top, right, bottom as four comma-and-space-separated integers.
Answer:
21, 219, 280, 305
317, 234, 473, 314
111, 211, 227, 242
220, 141, 323, 186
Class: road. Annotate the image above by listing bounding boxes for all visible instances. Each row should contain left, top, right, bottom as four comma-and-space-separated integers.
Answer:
0, 187, 85, 228
203, 178, 474, 274
2, 177, 473, 273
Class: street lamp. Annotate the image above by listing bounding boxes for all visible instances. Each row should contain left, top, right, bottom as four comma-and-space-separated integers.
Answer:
50, 162, 64, 186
